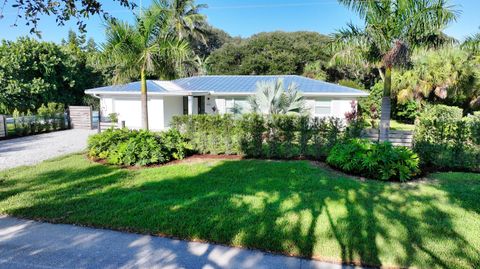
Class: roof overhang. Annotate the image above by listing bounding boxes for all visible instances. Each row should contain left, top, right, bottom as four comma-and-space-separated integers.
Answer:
84, 90, 209, 96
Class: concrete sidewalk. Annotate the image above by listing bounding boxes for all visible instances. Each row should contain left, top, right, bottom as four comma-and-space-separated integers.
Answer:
0, 216, 363, 269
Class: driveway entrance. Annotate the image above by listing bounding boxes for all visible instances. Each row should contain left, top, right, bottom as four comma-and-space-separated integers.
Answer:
0, 129, 95, 170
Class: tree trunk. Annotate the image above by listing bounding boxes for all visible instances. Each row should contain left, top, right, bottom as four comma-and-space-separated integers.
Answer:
379, 67, 392, 142
140, 68, 149, 130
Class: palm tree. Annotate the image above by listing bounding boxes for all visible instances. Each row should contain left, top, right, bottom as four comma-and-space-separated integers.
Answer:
165, 0, 208, 41
462, 27, 480, 56
249, 79, 306, 115
103, 1, 191, 130
332, 0, 459, 141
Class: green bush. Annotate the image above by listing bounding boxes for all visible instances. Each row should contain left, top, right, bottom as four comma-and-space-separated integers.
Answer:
420, 104, 463, 121
327, 139, 420, 181
173, 113, 347, 159
11, 102, 66, 137
413, 107, 480, 171
238, 113, 266, 157
87, 128, 189, 166
171, 114, 241, 155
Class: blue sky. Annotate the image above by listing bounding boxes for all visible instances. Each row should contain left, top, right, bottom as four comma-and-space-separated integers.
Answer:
0, 0, 478, 44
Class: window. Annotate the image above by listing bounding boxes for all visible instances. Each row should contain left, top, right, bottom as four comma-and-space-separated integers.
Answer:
315, 101, 331, 116
225, 99, 234, 112
225, 98, 250, 114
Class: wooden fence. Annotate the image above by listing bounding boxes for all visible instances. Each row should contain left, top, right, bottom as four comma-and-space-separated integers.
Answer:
362, 129, 413, 147
69, 106, 93, 129
0, 115, 6, 138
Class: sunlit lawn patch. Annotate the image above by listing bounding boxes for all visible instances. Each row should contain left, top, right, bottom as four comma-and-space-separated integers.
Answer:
0, 154, 479, 268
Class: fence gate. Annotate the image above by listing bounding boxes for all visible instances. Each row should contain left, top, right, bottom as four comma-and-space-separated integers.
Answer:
0, 115, 6, 138
69, 106, 93, 129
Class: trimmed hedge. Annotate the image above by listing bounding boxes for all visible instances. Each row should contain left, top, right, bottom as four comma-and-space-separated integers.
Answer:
171, 114, 345, 159
414, 108, 480, 171
87, 128, 190, 166
327, 139, 420, 182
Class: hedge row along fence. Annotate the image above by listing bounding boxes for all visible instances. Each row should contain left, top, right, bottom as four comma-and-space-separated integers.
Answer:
171, 114, 348, 159
413, 113, 480, 171
10, 103, 68, 137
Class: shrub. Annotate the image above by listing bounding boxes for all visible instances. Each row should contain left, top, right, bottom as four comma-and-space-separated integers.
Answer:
173, 113, 349, 159
171, 114, 241, 155
87, 128, 189, 166
107, 131, 168, 166
239, 113, 266, 157
413, 107, 480, 171
420, 104, 463, 121
327, 139, 420, 182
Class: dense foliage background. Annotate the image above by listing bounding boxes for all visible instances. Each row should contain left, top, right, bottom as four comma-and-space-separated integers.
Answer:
207, 31, 331, 76
0, 33, 107, 114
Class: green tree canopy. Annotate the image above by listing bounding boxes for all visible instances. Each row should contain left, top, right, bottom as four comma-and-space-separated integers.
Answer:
0, 37, 104, 114
208, 31, 330, 76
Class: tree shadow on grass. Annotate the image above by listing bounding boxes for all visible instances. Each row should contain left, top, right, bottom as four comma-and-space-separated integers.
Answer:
1, 157, 479, 268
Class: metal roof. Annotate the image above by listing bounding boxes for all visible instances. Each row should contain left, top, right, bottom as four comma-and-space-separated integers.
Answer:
85, 75, 368, 96
174, 75, 366, 94
85, 80, 168, 94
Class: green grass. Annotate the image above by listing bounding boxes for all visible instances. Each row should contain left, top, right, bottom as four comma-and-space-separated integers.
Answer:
0, 154, 479, 268
371, 120, 415, 131
390, 120, 415, 131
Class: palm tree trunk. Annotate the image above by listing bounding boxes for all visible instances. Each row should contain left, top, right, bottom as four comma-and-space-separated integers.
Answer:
379, 67, 392, 142
140, 68, 149, 130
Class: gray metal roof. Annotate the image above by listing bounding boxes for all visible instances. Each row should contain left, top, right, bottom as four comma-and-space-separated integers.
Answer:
85, 80, 168, 93
85, 75, 368, 96
174, 75, 366, 94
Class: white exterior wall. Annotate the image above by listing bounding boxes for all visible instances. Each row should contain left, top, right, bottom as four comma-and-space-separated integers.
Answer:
331, 99, 356, 118
307, 97, 356, 119
148, 98, 164, 130
163, 96, 184, 128
99, 95, 166, 130
100, 97, 114, 118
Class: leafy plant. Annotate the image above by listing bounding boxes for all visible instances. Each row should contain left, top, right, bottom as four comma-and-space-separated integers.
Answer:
87, 128, 189, 166
327, 139, 420, 181
414, 106, 480, 171
108, 113, 119, 123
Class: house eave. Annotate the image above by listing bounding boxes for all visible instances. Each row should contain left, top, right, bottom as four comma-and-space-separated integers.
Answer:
84, 91, 209, 96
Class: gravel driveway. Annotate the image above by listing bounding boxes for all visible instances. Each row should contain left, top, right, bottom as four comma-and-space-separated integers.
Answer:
0, 129, 96, 171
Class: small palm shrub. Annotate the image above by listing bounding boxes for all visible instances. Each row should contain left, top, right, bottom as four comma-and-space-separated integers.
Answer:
327, 139, 420, 182
87, 128, 190, 166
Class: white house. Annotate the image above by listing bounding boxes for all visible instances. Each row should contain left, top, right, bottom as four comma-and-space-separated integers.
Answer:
85, 75, 369, 130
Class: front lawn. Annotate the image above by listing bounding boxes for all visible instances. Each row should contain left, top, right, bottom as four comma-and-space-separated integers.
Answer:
0, 154, 479, 268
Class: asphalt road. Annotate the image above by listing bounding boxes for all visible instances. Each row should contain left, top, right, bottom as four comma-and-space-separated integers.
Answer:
0, 216, 364, 269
